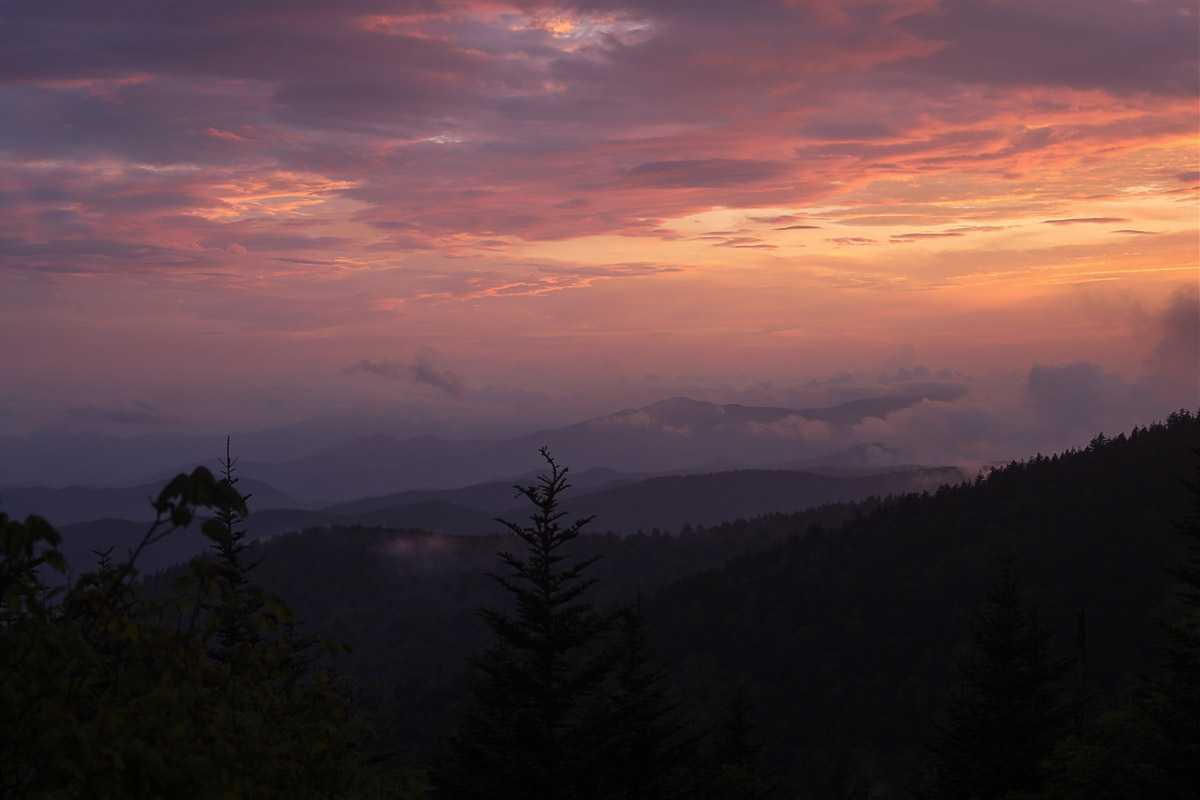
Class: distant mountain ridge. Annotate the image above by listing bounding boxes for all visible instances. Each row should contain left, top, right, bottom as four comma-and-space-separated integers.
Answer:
44, 464, 966, 578
2, 393, 941, 507
0, 478, 304, 528
320, 464, 967, 535
236, 394, 932, 503
7, 392, 959, 575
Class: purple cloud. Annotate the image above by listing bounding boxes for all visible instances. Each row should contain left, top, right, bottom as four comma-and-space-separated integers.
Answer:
892, 0, 1199, 97
623, 159, 784, 189
412, 349, 465, 399
343, 348, 465, 399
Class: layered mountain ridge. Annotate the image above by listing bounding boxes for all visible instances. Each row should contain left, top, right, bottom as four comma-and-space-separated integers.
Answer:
1, 393, 935, 501
2, 393, 964, 575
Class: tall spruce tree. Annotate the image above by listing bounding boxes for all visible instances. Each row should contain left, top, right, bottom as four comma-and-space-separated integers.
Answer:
917, 557, 1074, 800
208, 436, 263, 655
699, 684, 775, 800
588, 602, 699, 800
435, 448, 616, 800
1141, 453, 1200, 795
1035, 446, 1200, 799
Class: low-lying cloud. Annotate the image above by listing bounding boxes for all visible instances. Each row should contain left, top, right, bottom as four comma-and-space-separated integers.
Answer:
842, 293, 1198, 472
747, 415, 833, 442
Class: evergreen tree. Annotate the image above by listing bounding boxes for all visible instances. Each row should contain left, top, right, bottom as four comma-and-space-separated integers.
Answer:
589, 602, 698, 800
208, 436, 263, 654
917, 557, 1073, 800
435, 448, 615, 800
0, 467, 395, 799
697, 684, 774, 800
1136, 453, 1200, 795
1035, 446, 1200, 799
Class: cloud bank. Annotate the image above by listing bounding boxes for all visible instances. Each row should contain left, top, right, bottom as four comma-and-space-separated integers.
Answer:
0, 0, 1193, 442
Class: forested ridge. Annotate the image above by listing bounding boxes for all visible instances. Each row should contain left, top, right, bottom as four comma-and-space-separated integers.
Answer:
651, 411, 1200, 795
2, 411, 1198, 797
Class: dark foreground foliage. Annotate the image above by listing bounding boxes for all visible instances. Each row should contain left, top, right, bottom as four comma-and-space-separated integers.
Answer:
5, 411, 1198, 798
0, 464, 422, 799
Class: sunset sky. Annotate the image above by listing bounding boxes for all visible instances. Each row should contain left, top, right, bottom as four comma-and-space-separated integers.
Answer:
1, 1, 1197, 455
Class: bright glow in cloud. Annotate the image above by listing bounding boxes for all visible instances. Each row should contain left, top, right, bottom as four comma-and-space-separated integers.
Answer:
0, 0, 1195, 441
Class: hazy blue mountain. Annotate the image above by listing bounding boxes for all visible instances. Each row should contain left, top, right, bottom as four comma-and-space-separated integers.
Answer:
0, 430, 227, 489
52, 465, 966, 573
229, 395, 934, 503
767, 442, 906, 472
795, 395, 924, 425
0, 413, 464, 489
507, 395, 924, 474
4, 394, 939, 504
319, 465, 965, 536
0, 477, 304, 527
554, 466, 966, 534
321, 464, 737, 517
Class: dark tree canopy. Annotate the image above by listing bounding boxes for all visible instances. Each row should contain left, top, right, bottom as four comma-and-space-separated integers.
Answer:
435, 448, 618, 800
917, 557, 1074, 800
0, 466, 405, 799
588, 602, 700, 800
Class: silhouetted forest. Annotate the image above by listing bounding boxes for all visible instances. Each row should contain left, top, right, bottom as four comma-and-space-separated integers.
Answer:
3, 411, 1198, 797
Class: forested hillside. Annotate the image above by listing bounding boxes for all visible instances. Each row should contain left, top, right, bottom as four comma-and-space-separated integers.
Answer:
199, 502, 864, 759
193, 410, 1200, 796
650, 411, 1200, 795
4, 411, 1198, 797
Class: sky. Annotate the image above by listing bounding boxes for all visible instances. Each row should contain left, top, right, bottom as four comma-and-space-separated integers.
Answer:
1, 0, 1197, 460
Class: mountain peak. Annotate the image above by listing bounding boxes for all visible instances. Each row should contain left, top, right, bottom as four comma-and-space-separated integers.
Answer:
645, 396, 712, 411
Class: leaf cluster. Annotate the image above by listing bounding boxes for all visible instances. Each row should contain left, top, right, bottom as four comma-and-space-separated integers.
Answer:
0, 466, 406, 799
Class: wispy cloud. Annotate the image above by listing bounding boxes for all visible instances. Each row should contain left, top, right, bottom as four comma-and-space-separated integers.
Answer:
1042, 217, 1129, 225
623, 159, 784, 189
890, 231, 966, 243
827, 237, 878, 246
343, 348, 465, 399
0, 0, 1194, 437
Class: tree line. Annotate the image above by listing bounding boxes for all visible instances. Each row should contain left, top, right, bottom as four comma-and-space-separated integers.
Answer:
3, 413, 1199, 797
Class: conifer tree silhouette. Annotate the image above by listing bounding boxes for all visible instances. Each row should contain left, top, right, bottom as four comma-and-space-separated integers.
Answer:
435, 448, 616, 800
1141, 450, 1200, 795
917, 556, 1073, 800
587, 602, 699, 800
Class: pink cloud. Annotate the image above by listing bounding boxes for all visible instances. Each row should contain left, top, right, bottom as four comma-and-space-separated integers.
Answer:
1043, 217, 1129, 225
3, 0, 1190, 261
0, 0, 1195, 440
